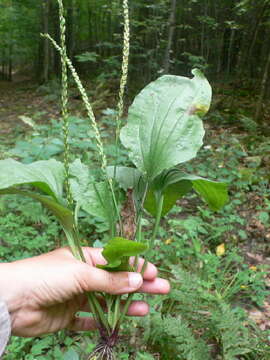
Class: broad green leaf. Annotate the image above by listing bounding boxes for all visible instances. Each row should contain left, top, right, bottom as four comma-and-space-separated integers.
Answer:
185, 174, 229, 211
120, 69, 212, 180
70, 160, 115, 226
70, 158, 92, 191
69, 159, 93, 205
98, 237, 148, 271
0, 188, 80, 257
70, 159, 94, 225
71, 179, 115, 227
0, 158, 64, 200
144, 169, 228, 216
107, 166, 148, 216
106, 166, 141, 190
0, 159, 84, 258
144, 178, 192, 217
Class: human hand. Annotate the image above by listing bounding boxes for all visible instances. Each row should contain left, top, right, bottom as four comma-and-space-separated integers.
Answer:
0, 247, 170, 337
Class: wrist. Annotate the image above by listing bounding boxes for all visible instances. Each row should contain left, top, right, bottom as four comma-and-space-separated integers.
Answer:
0, 262, 24, 319
0, 300, 11, 356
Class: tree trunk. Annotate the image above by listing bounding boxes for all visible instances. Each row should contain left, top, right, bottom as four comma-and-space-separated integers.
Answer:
51, 1, 61, 76
255, 46, 270, 123
1, 49, 6, 80
163, 0, 177, 74
247, 1, 268, 76
227, 27, 235, 76
66, 0, 76, 59
8, 44, 12, 81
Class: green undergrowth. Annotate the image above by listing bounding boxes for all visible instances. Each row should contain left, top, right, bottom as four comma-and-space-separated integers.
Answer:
118, 245, 270, 359
0, 196, 59, 261
1, 110, 270, 359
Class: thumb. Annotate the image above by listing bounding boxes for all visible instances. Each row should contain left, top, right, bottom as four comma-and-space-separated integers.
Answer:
78, 264, 143, 295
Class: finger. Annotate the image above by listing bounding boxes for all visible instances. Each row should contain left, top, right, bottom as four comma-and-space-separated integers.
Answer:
130, 257, 157, 281
82, 248, 158, 281
79, 298, 149, 317
69, 316, 97, 332
79, 265, 143, 295
70, 300, 149, 332
139, 278, 170, 295
126, 300, 149, 316
82, 247, 107, 266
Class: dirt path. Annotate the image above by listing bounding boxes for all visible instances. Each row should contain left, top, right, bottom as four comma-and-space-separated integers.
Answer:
0, 79, 59, 139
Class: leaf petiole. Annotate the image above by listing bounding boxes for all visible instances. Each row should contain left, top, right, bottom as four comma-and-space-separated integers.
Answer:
141, 194, 164, 275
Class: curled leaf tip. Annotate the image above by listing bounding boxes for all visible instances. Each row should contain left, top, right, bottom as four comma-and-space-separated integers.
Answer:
188, 104, 210, 116
191, 68, 205, 78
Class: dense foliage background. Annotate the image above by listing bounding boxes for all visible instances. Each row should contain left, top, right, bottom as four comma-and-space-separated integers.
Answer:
1, 0, 270, 121
0, 0, 269, 359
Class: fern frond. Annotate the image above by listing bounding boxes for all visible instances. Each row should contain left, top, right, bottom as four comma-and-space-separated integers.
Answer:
143, 313, 211, 360
212, 303, 254, 360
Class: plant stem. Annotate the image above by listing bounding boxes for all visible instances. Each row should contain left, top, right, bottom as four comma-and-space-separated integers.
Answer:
141, 194, 164, 275
122, 196, 165, 332
42, 0, 114, 340
106, 295, 114, 328
115, 0, 130, 133
88, 293, 110, 333
150, 194, 164, 249
116, 182, 150, 326
41, 32, 122, 234
57, 0, 73, 209
113, 0, 130, 162
112, 0, 130, 235
41, 34, 106, 171
112, 296, 121, 330
133, 181, 149, 240
63, 228, 81, 260
118, 293, 132, 326
64, 226, 110, 332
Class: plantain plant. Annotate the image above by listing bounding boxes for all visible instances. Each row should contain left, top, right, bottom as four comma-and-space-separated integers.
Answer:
0, 0, 228, 359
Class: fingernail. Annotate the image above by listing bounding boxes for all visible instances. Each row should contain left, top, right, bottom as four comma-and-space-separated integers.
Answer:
128, 273, 143, 289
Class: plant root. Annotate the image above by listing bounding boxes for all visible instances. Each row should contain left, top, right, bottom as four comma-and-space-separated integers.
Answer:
88, 328, 119, 360
88, 342, 115, 360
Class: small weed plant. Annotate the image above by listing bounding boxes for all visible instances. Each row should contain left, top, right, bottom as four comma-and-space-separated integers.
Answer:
0, 1, 229, 359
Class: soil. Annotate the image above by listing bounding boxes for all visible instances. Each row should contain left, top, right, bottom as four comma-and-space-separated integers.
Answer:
0, 77, 60, 140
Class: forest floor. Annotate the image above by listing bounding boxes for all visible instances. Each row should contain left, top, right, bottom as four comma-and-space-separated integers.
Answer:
0, 79, 60, 137
0, 77, 270, 356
